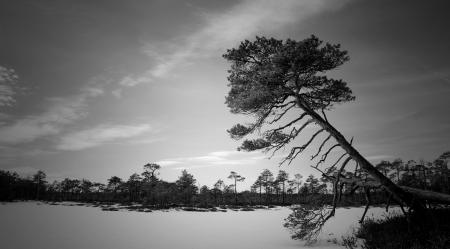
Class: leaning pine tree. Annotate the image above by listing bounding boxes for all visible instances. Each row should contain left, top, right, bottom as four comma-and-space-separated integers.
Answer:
223, 35, 450, 241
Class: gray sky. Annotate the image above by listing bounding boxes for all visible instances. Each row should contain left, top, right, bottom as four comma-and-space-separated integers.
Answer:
0, 0, 449, 189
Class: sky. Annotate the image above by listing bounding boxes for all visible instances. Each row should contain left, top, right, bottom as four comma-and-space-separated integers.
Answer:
0, 0, 449, 189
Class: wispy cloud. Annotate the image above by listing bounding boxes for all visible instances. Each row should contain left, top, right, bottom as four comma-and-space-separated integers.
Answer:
0, 97, 87, 144
119, 0, 351, 87
155, 160, 181, 167
156, 150, 265, 169
118, 75, 152, 87
56, 124, 153, 151
111, 75, 152, 98
0, 75, 107, 145
366, 154, 395, 161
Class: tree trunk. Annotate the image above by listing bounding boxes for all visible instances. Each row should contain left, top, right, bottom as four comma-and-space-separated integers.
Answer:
297, 97, 425, 211
259, 185, 262, 205
36, 181, 40, 200
234, 178, 237, 205
401, 186, 450, 204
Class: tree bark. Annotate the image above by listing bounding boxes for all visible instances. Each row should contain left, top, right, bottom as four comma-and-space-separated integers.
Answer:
297, 97, 425, 211
401, 186, 450, 204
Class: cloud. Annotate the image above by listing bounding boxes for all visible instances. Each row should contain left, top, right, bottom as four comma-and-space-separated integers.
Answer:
82, 86, 104, 97
156, 150, 265, 169
156, 160, 181, 167
110, 74, 152, 98
0, 76, 107, 145
140, 0, 351, 79
111, 88, 123, 98
118, 75, 152, 87
107, 0, 352, 93
0, 66, 21, 107
56, 124, 152, 151
366, 155, 395, 161
0, 85, 16, 106
0, 96, 88, 144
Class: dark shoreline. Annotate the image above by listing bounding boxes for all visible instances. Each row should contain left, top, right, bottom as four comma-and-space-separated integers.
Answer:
3, 199, 403, 213
2, 200, 287, 213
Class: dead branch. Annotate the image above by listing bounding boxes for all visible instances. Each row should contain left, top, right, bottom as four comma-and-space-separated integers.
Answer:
321, 108, 328, 122
272, 112, 308, 132
324, 157, 353, 220
350, 185, 359, 195
314, 143, 340, 168
269, 119, 314, 154
359, 187, 371, 223
311, 134, 332, 160
295, 119, 314, 134
338, 183, 344, 202
386, 193, 392, 212
281, 128, 325, 165
401, 186, 450, 204
310, 165, 328, 177
329, 153, 349, 172
354, 162, 359, 176
269, 101, 298, 124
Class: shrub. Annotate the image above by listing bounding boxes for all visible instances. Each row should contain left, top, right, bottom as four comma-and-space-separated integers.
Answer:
355, 208, 450, 249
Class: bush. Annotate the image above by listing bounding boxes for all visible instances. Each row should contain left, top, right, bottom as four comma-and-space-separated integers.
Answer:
355, 208, 450, 249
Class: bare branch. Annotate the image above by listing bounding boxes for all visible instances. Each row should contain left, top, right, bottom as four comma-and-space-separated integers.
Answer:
311, 134, 332, 160
269, 101, 297, 124
350, 185, 359, 195
359, 187, 371, 223
272, 112, 308, 132
314, 144, 340, 168
386, 193, 392, 212
291, 128, 323, 158
321, 108, 328, 122
338, 183, 344, 202
268, 119, 316, 159
323, 156, 353, 221
267, 134, 292, 158
337, 157, 353, 177
354, 162, 359, 176
329, 153, 348, 170
280, 129, 325, 165
296, 119, 315, 134
310, 164, 329, 177
253, 97, 291, 130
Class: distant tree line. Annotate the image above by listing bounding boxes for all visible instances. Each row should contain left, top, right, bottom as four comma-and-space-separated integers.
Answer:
1, 152, 449, 209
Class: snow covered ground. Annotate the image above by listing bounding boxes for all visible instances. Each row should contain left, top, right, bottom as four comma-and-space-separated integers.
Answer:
0, 202, 398, 249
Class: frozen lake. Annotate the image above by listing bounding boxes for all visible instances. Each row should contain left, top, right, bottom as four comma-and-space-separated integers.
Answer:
0, 202, 395, 249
